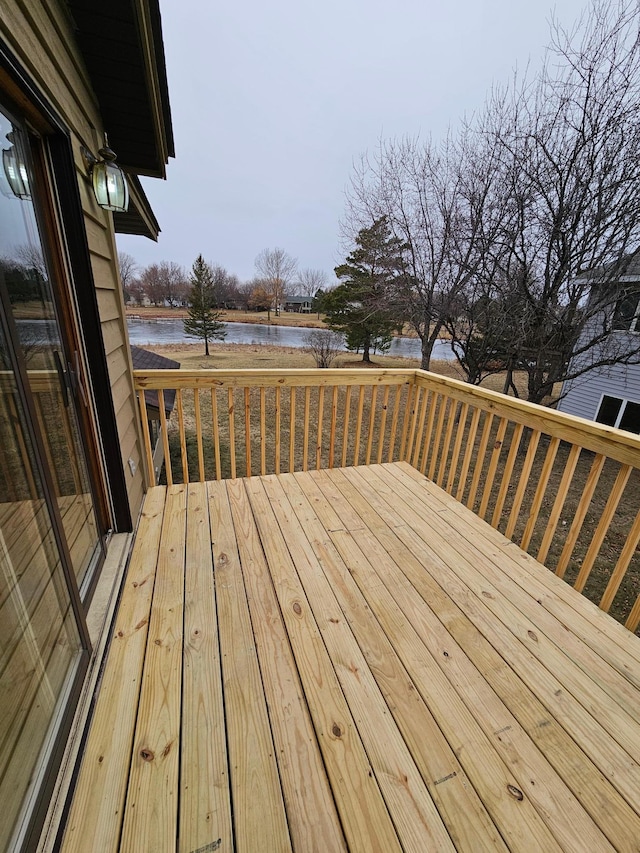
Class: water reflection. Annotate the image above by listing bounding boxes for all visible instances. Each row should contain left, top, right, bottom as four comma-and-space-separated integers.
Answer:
127, 318, 456, 361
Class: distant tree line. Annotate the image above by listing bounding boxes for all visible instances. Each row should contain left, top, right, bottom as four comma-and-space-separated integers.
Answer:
342, 0, 640, 404
118, 248, 329, 318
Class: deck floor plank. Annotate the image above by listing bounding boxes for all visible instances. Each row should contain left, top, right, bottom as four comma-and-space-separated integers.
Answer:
224, 477, 347, 853
346, 465, 640, 846
180, 482, 232, 853
282, 471, 509, 853
120, 484, 186, 852
257, 473, 457, 852
208, 479, 292, 853
364, 464, 640, 788
63, 486, 166, 853
243, 474, 405, 852
63, 464, 640, 852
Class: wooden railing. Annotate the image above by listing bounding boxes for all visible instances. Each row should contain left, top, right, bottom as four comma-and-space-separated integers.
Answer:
134, 367, 640, 632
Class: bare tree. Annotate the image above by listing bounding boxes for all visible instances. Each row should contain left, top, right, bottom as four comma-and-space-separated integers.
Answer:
139, 261, 188, 306
254, 247, 298, 316
118, 251, 138, 303
296, 268, 328, 297
303, 329, 343, 368
346, 0, 640, 401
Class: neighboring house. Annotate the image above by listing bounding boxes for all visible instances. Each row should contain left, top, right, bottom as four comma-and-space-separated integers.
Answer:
284, 295, 313, 313
0, 2, 173, 849
557, 255, 640, 433
130, 346, 179, 479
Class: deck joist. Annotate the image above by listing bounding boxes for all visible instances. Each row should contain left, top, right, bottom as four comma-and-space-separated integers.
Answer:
62, 463, 640, 852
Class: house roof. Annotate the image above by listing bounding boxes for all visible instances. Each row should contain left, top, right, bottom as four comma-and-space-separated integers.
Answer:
66, 0, 174, 239
131, 345, 179, 413
66, 0, 174, 178
285, 295, 313, 303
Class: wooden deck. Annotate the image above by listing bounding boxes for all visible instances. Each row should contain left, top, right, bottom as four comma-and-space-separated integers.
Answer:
62, 462, 640, 852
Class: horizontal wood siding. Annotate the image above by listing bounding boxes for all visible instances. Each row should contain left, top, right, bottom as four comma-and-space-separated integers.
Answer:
0, 0, 146, 522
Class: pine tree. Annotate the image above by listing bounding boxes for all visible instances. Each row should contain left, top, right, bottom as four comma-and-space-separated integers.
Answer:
323, 218, 407, 362
183, 255, 226, 355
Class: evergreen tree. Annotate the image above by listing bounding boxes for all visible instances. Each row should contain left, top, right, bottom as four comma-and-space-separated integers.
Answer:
324, 218, 407, 362
183, 255, 226, 355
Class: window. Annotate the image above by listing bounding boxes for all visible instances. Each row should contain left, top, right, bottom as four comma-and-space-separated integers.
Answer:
612, 288, 640, 331
595, 394, 640, 433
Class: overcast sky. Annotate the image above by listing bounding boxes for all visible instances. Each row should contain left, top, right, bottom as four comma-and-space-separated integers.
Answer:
117, 0, 590, 284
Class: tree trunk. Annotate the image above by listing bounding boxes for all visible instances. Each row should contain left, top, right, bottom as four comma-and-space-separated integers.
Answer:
204, 335, 209, 356
420, 335, 434, 371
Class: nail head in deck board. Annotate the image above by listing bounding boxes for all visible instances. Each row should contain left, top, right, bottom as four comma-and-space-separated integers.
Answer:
224, 477, 347, 852
62, 487, 166, 852
180, 482, 232, 853
207, 480, 292, 853
120, 485, 187, 852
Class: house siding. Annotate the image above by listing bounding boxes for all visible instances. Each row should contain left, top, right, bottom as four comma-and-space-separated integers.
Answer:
0, 0, 146, 522
558, 334, 640, 422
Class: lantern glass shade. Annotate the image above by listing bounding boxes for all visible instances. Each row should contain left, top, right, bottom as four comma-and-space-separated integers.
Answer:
2, 145, 31, 199
92, 159, 129, 212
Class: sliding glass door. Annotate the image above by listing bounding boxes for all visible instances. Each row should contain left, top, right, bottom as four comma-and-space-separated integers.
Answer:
0, 101, 103, 847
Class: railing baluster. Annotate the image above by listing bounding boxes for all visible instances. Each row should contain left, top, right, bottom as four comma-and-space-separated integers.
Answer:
289, 386, 296, 473
428, 395, 447, 481
505, 429, 541, 539
399, 383, 415, 460
228, 387, 236, 479
625, 593, 640, 633
211, 388, 221, 480
405, 385, 421, 463
158, 389, 172, 486
387, 385, 402, 462
446, 402, 468, 494
492, 422, 524, 528
353, 386, 365, 465
456, 406, 481, 502
303, 387, 310, 471
378, 385, 391, 464
194, 388, 205, 482
275, 386, 281, 475
365, 386, 378, 465
466, 412, 494, 511
341, 386, 351, 468
520, 436, 560, 550
537, 444, 581, 563
419, 390, 438, 475
556, 453, 605, 579
574, 463, 632, 592
137, 386, 155, 487
329, 386, 338, 468
436, 398, 457, 488
412, 388, 429, 469
260, 387, 266, 476
478, 417, 508, 519
316, 386, 325, 470
244, 388, 251, 477
600, 506, 640, 613
176, 388, 189, 483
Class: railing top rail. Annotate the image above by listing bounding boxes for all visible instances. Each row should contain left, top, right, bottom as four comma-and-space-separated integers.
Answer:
414, 369, 640, 468
133, 368, 415, 390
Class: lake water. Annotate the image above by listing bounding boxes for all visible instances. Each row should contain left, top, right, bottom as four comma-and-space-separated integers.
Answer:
127, 319, 456, 361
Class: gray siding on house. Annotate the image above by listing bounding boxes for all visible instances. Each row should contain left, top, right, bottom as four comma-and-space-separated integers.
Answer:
558, 351, 640, 421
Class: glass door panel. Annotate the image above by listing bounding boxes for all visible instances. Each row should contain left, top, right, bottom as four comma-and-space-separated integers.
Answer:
0, 319, 84, 850
0, 109, 99, 588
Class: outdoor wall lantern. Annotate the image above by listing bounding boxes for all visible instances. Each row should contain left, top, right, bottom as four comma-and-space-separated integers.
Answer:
2, 133, 31, 200
81, 138, 129, 213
